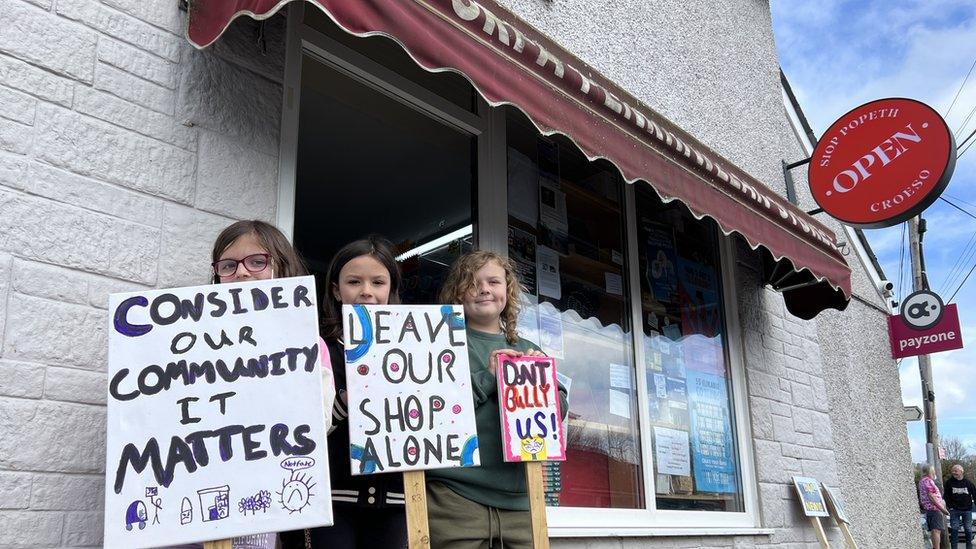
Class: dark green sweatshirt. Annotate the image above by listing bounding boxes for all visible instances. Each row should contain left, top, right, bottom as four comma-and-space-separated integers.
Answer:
426, 328, 569, 510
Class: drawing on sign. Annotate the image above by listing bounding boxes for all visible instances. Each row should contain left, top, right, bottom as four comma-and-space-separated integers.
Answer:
145, 487, 162, 525
125, 500, 148, 531
278, 457, 316, 514
239, 490, 273, 515
180, 497, 192, 525
198, 486, 230, 522
520, 435, 547, 460
343, 304, 480, 474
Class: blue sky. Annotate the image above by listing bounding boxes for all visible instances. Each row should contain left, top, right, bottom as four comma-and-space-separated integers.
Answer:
771, 1, 976, 462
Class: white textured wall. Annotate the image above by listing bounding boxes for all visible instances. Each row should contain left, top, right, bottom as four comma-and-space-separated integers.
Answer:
0, 1, 284, 545
0, 0, 916, 548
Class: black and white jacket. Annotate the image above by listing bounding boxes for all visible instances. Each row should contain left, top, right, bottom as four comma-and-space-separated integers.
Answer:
326, 338, 405, 507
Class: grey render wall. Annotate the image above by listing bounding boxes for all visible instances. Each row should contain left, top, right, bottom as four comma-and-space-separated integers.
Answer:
0, 0, 916, 548
498, 0, 919, 548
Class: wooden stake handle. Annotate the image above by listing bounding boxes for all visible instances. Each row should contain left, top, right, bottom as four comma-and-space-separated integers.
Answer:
526, 462, 550, 549
838, 522, 858, 549
810, 516, 830, 549
404, 470, 430, 549
204, 540, 232, 549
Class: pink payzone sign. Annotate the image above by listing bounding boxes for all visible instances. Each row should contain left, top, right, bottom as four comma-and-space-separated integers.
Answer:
497, 355, 566, 462
888, 303, 964, 359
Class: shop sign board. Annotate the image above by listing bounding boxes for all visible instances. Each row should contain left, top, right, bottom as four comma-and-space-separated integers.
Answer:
792, 476, 829, 518
888, 291, 963, 358
821, 485, 850, 524
342, 304, 480, 474
497, 354, 566, 462
808, 98, 956, 228
105, 277, 332, 548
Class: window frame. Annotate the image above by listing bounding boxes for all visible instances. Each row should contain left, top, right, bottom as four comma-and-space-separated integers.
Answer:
277, 6, 764, 537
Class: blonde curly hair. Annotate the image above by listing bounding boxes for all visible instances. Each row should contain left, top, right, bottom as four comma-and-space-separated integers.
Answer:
439, 251, 523, 344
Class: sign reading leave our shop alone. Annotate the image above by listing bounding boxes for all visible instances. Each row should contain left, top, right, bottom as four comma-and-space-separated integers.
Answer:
808, 98, 956, 228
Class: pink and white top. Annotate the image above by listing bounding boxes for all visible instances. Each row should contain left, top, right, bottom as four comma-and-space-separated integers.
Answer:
919, 475, 946, 512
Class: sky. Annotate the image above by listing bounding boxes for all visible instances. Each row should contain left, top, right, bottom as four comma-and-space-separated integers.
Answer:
770, 0, 976, 463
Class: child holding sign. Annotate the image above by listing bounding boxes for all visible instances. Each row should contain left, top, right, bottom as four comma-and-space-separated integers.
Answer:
280, 236, 408, 549
427, 251, 568, 549
209, 220, 335, 549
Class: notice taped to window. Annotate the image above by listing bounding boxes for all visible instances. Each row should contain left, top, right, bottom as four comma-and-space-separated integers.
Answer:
105, 277, 332, 548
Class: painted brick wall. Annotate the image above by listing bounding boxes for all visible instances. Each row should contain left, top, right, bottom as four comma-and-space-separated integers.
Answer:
0, 1, 917, 548
0, 1, 285, 545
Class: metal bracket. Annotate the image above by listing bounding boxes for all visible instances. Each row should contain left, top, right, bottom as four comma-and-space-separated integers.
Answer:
784, 158, 811, 170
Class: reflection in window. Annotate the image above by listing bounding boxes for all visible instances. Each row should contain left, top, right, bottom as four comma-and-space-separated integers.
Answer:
506, 111, 641, 509
636, 188, 744, 512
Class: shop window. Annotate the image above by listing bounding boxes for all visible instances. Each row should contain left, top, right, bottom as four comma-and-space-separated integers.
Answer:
506, 111, 642, 509
636, 188, 744, 512
293, 53, 475, 304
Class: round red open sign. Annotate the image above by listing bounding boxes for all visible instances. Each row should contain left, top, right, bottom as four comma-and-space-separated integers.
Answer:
808, 98, 956, 228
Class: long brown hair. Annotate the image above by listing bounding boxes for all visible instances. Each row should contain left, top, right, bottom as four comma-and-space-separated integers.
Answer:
439, 251, 523, 344
321, 236, 402, 340
210, 220, 307, 283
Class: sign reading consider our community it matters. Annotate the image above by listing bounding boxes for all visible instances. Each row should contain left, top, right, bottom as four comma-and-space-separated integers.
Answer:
105, 277, 331, 548
342, 304, 480, 474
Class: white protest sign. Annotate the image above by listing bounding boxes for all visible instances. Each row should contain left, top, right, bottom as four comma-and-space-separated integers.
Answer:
342, 304, 480, 474
497, 355, 566, 462
105, 277, 331, 548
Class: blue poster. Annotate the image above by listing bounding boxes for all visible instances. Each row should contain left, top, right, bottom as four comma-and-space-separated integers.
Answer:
645, 224, 678, 303
686, 370, 738, 493
676, 258, 721, 338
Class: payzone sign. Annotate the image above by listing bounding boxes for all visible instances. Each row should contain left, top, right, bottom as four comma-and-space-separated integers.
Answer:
808, 98, 956, 228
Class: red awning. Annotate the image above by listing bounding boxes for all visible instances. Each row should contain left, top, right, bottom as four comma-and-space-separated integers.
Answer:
187, 0, 852, 319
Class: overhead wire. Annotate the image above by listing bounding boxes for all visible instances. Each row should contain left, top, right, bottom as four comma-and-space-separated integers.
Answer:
937, 198, 976, 302
944, 57, 976, 119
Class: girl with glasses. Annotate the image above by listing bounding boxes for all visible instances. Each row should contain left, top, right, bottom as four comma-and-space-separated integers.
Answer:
209, 220, 336, 549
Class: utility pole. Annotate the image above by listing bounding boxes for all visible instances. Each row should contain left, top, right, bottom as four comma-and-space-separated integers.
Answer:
910, 216, 942, 482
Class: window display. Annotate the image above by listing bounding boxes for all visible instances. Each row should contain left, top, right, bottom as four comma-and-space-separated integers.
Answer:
507, 111, 641, 509
637, 189, 743, 512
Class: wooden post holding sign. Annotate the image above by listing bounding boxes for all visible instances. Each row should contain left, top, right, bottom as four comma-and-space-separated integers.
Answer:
342, 304, 481, 549
498, 354, 567, 549
792, 476, 831, 549
822, 485, 858, 549
104, 277, 332, 548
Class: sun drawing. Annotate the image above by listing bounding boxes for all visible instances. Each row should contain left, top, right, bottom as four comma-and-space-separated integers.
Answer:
276, 473, 315, 514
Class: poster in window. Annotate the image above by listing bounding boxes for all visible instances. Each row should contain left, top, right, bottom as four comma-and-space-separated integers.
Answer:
645, 224, 678, 303
686, 370, 737, 493
654, 427, 691, 477
508, 226, 538, 296
676, 257, 721, 338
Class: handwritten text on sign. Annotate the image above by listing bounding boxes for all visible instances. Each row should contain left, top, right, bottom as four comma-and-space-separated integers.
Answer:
343, 304, 480, 474
498, 355, 565, 461
105, 277, 331, 548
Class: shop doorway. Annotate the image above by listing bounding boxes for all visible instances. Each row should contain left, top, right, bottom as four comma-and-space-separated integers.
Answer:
292, 10, 482, 305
